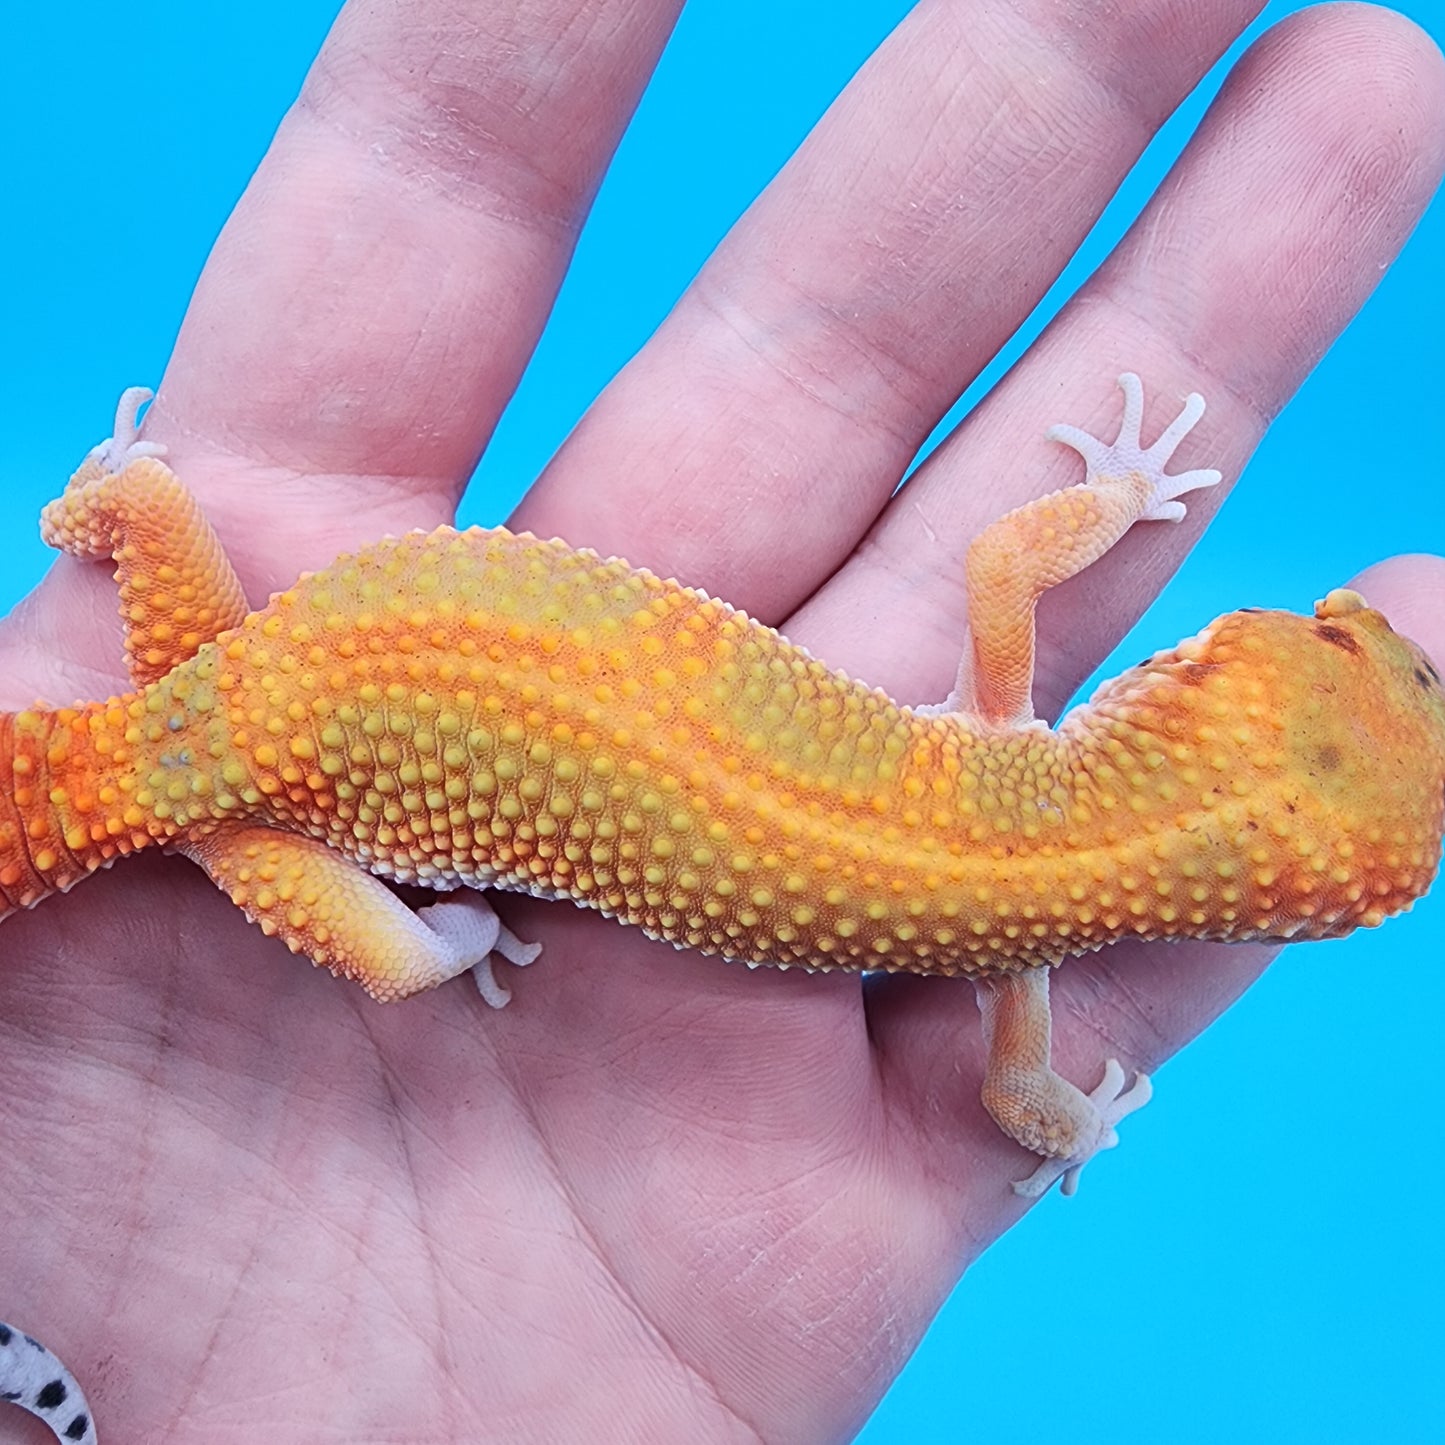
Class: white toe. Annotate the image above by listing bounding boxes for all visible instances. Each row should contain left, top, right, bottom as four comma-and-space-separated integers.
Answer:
417, 894, 541, 1007
1048, 373, 1220, 521
1010, 1061, 1152, 1198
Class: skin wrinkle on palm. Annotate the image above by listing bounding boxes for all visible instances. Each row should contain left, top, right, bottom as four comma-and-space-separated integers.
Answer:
1, 1, 1443, 1441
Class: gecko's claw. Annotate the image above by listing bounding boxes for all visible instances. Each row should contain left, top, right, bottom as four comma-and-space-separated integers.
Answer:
1047, 372, 1221, 523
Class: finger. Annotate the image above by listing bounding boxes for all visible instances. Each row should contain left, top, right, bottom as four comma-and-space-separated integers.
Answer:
1351, 552, 1445, 664
147, 0, 685, 589
0, 569, 138, 708
3, 1, 686, 696
791, 5, 1445, 714
517, 0, 1267, 612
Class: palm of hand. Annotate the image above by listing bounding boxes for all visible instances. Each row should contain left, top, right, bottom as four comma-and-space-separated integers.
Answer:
4, 2, 1445, 1439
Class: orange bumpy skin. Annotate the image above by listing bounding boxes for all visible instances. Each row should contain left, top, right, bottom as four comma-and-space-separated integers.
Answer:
5, 376, 1444, 1197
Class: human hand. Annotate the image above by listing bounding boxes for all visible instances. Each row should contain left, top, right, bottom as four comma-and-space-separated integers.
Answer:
3, 2, 1443, 1440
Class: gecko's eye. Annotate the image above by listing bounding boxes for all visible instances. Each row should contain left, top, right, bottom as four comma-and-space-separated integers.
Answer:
1411, 651, 1441, 692
1387, 631, 1442, 693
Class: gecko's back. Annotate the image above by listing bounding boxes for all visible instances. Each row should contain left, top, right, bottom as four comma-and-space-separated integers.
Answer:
213, 532, 1445, 971
12, 522, 1439, 982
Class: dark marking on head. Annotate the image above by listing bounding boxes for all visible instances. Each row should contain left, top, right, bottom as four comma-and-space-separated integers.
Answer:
64, 1412, 91, 1440
1316, 745, 1341, 773
1313, 623, 1361, 654
1417, 669, 1435, 690
1, 1391, 20, 1402
0, 1324, 10, 1346
1238, 606, 1264, 613
36, 1379, 68, 1410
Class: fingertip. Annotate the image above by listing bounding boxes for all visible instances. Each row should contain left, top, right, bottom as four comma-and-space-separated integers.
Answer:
1268, 2, 1445, 184
1321, 1, 1445, 84
1259, 3, 1445, 121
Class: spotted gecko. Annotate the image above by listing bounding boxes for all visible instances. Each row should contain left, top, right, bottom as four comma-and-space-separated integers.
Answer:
4, 376, 1444, 1442
0, 1321, 94, 1443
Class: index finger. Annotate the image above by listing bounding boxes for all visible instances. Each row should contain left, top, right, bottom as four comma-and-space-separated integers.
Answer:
147, 0, 686, 593
518, 0, 1267, 615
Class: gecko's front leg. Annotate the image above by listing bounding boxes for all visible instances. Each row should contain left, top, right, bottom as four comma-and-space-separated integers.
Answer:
944, 372, 1221, 727
974, 968, 1152, 1197
951, 374, 1219, 1191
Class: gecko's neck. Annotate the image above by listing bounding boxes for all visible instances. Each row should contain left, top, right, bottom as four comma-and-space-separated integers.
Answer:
0, 701, 160, 916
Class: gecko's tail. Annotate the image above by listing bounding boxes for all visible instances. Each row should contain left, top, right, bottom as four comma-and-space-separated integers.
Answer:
0, 1320, 97, 1443
0, 704, 155, 922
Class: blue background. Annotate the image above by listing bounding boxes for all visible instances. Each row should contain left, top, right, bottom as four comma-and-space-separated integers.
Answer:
4, 3, 1442, 1439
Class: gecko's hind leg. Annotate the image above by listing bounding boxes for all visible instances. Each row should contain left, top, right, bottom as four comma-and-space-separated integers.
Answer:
417, 894, 542, 1008
40, 388, 249, 685
973, 966, 1151, 1198
178, 825, 542, 1004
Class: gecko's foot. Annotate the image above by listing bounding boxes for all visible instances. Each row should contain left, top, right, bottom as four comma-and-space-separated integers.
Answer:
1011, 1060, 1153, 1199
416, 894, 542, 1009
1045, 372, 1221, 522
83, 385, 168, 475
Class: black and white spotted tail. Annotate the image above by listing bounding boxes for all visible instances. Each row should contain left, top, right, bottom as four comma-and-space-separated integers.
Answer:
0, 1321, 96, 1443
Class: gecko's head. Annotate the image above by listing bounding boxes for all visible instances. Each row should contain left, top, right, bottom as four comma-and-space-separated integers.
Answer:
1302, 588, 1445, 756
1091, 588, 1445, 936
1233, 587, 1445, 925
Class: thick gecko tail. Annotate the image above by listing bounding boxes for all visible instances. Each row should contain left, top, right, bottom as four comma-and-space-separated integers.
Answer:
1, 705, 155, 922
0, 1320, 97, 1443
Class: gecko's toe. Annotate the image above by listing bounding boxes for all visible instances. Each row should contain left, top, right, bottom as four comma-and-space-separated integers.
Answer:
85, 386, 168, 475
472, 956, 515, 1008
1048, 374, 1220, 520
417, 894, 542, 1009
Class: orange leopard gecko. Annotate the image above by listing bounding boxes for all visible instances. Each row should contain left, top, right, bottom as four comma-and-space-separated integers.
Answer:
5, 373, 1445, 1198
6, 373, 1445, 1442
